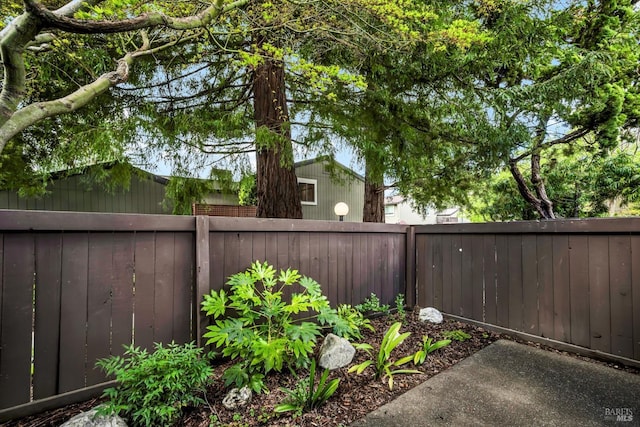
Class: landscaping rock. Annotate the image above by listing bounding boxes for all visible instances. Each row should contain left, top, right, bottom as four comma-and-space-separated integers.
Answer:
318, 333, 356, 370
222, 386, 252, 410
60, 408, 127, 427
419, 307, 443, 324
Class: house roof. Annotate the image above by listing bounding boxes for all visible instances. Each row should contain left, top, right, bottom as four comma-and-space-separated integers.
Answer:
385, 195, 405, 205
295, 156, 365, 182
48, 161, 170, 186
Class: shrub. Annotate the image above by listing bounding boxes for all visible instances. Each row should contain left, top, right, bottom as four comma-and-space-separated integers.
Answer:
201, 261, 354, 392
355, 293, 390, 315
275, 360, 340, 416
348, 322, 420, 389
95, 342, 212, 427
333, 304, 375, 340
413, 336, 451, 365
442, 329, 472, 342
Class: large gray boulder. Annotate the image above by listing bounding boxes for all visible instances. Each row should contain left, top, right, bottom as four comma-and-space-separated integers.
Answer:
60, 409, 127, 427
318, 333, 356, 370
222, 386, 252, 410
419, 307, 443, 323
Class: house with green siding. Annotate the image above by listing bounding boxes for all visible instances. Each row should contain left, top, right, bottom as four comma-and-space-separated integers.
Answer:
0, 158, 364, 220
0, 162, 237, 214
295, 157, 364, 222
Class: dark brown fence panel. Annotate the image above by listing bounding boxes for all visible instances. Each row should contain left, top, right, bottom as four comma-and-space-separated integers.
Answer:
568, 235, 590, 348
33, 234, 63, 400
0, 211, 196, 419
588, 235, 610, 353
58, 233, 90, 394
415, 219, 640, 363
206, 218, 409, 310
609, 236, 633, 359
0, 234, 35, 408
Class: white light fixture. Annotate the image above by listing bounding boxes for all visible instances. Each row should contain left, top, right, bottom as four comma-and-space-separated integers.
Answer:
334, 202, 349, 221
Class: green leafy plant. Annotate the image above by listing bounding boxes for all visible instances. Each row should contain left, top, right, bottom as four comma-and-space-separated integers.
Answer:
442, 329, 471, 342
275, 360, 340, 416
333, 304, 375, 340
355, 293, 390, 315
201, 261, 352, 392
95, 342, 212, 427
413, 336, 451, 365
394, 293, 406, 321
348, 322, 420, 389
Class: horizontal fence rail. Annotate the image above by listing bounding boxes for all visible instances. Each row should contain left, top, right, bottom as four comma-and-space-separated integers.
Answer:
415, 220, 640, 364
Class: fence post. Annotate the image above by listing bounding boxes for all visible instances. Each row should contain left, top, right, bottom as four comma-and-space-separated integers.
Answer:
195, 216, 210, 347
405, 226, 417, 308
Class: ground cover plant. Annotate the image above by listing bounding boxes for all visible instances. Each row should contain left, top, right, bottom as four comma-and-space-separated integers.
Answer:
95, 342, 213, 427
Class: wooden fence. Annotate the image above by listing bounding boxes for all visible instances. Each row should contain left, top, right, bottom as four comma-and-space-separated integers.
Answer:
0, 211, 409, 420
2, 211, 640, 421
415, 219, 640, 363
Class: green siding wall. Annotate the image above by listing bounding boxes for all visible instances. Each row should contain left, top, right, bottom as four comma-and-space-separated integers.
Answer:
0, 174, 170, 214
295, 161, 364, 222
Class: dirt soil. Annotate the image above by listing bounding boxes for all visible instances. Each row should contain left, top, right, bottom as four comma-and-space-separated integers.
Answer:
5, 311, 639, 427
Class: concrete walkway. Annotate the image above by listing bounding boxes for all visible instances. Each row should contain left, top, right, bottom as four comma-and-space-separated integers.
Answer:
350, 340, 640, 426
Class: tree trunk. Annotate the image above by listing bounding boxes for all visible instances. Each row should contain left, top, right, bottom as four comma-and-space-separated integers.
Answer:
253, 58, 302, 219
508, 159, 555, 220
363, 160, 385, 222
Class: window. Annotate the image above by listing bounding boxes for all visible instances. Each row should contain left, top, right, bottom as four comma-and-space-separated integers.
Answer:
385, 205, 395, 215
297, 178, 317, 205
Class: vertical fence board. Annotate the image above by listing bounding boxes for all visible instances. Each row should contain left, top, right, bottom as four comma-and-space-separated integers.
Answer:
86, 233, 114, 386
209, 232, 225, 293
33, 234, 62, 400
483, 235, 497, 325
494, 235, 510, 328
58, 233, 89, 393
319, 234, 330, 298
471, 236, 484, 321
308, 233, 321, 289
588, 236, 611, 353
568, 235, 590, 348
337, 233, 350, 305
537, 235, 554, 340
153, 233, 175, 345
632, 236, 640, 360
440, 235, 452, 313
451, 235, 462, 316
251, 232, 266, 265
352, 234, 363, 305
298, 232, 310, 278
0, 234, 34, 407
432, 235, 443, 310
111, 233, 134, 356
460, 236, 473, 317
328, 233, 338, 306
134, 232, 155, 351
380, 235, 391, 305
552, 235, 570, 343
609, 236, 633, 358
416, 235, 432, 308
195, 218, 210, 347
521, 235, 538, 335
172, 233, 192, 345
506, 235, 523, 332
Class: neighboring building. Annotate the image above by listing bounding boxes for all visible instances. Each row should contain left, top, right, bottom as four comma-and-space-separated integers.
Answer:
0, 158, 365, 220
0, 163, 237, 214
294, 157, 365, 222
384, 195, 466, 224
